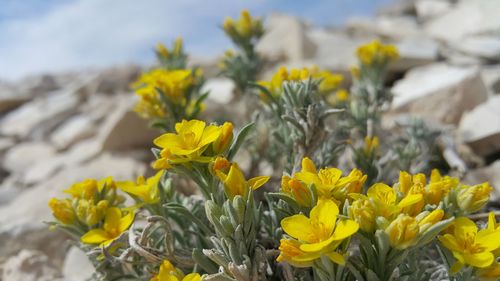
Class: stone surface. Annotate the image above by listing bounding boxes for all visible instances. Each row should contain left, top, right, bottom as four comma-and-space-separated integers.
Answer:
62, 246, 94, 281
3, 142, 56, 173
2, 250, 61, 281
202, 78, 235, 104
450, 36, 500, 60
459, 96, 500, 157
346, 16, 419, 39
391, 35, 439, 71
391, 63, 488, 124
481, 65, 500, 94
464, 160, 500, 201
0, 88, 82, 138
415, 0, 452, 22
94, 64, 141, 94
98, 96, 159, 151
257, 13, 317, 62
50, 115, 95, 150
425, 0, 500, 42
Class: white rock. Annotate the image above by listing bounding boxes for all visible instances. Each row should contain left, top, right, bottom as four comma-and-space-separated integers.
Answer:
0, 137, 15, 153
2, 250, 61, 281
3, 142, 56, 173
459, 96, 500, 156
94, 64, 141, 94
425, 0, 500, 42
50, 115, 95, 150
451, 35, 500, 60
391, 63, 488, 124
0, 82, 30, 113
391, 35, 439, 71
481, 64, 500, 94
415, 0, 452, 21
257, 13, 317, 62
346, 16, 419, 39
0, 153, 146, 261
0, 88, 82, 138
98, 95, 159, 151
202, 78, 235, 104
62, 246, 94, 281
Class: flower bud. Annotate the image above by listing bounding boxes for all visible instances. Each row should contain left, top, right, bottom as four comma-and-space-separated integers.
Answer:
350, 199, 376, 233
287, 179, 312, 207
457, 183, 492, 213
213, 122, 233, 154
385, 214, 419, 249
48, 198, 76, 225
156, 43, 169, 58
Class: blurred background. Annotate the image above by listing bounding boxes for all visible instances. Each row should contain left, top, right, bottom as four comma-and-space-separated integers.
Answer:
2, 0, 500, 280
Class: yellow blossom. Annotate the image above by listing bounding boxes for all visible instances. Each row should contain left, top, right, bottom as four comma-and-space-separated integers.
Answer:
439, 217, 500, 272
156, 43, 169, 58
64, 179, 99, 200
477, 262, 500, 281
281, 176, 313, 207
213, 122, 233, 154
277, 238, 318, 268
215, 162, 269, 199
150, 260, 201, 281
280, 200, 359, 265
417, 209, 444, 233
457, 183, 492, 213
363, 136, 379, 156
48, 198, 76, 225
356, 39, 399, 66
385, 214, 419, 249
223, 10, 263, 40
350, 198, 376, 233
117, 171, 163, 204
153, 120, 224, 168
81, 207, 134, 246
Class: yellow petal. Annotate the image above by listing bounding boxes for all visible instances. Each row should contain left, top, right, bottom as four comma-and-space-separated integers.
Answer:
281, 215, 315, 242
454, 217, 478, 242
300, 233, 338, 252
81, 229, 110, 244
398, 194, 423, 208
119, 211, 135, 233
199, 125, 222, 146
332, 219, 359, 240
438, 234, 461, 252
183, 273, 201, 281
104, 207, 122, 233
476, 229, 500, 251
367, 183, 396, 205
325, 251, 345, 266
301, 157, 317, 173
310, 200, 338, 235
153, 133, 182, 148
463, 252, 494, 268
248, 176, 270, 190
450, 261, 464, 274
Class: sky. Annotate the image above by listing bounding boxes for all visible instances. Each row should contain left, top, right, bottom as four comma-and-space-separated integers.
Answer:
0, 0, 393, 81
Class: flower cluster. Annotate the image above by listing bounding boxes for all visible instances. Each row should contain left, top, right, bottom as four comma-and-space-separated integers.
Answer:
356, 39, 399, 67
155, 37, 187, 70
150, 260, 201, 281
223, 10, 264, 44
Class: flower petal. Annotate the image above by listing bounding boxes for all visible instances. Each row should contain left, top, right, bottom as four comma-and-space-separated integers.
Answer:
81, 229, 110, 244
119, 211, 135, 233
310, 200, 338, 235
104, 207, 122, 233
281, 215, 315, 242
248, 176, 270, 190
332, 219, 359, 240
463, 252, 494, 268
476, 229, 500, 252
438, 234, 460, 252
324, 251, 345, 266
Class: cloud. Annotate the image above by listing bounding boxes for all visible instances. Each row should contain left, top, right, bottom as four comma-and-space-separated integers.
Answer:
0, 0, 391, 80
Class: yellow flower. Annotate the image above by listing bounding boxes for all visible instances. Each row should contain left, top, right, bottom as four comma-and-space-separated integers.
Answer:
335, 89, 349, 102
64, 179, 99, 200
363, 136, 379, 156
277, 239, 318, 268
213, 122, 233, 154
48, 198, 76, 225
426, 169, 458, 205
81, 207, 134, 246
281, 177, 313, 207
133, 69, 196, 119
156, 43, 169, 58
150, 260, 201, 281
385, 214, 419, 249
280, 200, 359, 265
417, 209, 444, 233
350, 198, 376, 233
439, 217, 500, 272
117, 171, 162, 204
477, 262, 500, 281
309, 66, 343, 94
457, 183, 492, 213
356, 40, 399, 66
153, 120, 223, 168
215, 162, 269, 199
173, 37, 183, 57
223, 10, 263, 40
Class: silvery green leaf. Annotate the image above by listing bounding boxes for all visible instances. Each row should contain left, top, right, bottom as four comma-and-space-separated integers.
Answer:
417, 216, 455, 247
227, 123, 255, 161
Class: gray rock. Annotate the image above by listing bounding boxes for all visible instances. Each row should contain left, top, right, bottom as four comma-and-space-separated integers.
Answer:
391, 35, 440, 71
257, 13, 317, 62
346, 16, 420, 40
50, 115, 95, 150
459, 96, 500, 156
415, 0, 452, 22
425, 0, 500, 42
450, 35, 500, 60
62, 246, 94, 281
94, 65, 141, 94
2, 250, 61, 281
3, 142, 56, 173
391, 63, 488, 124
481, 65, 500, 94
464, 160, 500, 201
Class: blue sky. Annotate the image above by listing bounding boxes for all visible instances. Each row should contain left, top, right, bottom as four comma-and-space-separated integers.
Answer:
0, 0, 393, 80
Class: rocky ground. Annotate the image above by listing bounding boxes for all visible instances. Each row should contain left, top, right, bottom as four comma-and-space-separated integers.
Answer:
1, 0, 500, 280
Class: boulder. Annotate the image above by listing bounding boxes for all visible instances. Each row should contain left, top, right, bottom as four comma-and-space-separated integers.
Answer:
450, 35, 500, 61
415, 0, 452, 22
50, 115, 95, 150
459, 96, 500, 156
62, 246, 94, 281
464, 160, 500, 201
0, 82, 30, 113
425, 0, 500, 43
391, 35, 439, 71
94, 65, 141, 94
98, 95, 159, 151
202, 78, 235, 104
391, 63, 488, 124
346, 16, 420, 40
0, 153, 146, 263
481, 65, 500, 94
3, 142, 56, 173
2, 250, 61, 281
256, 13, 317, 62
